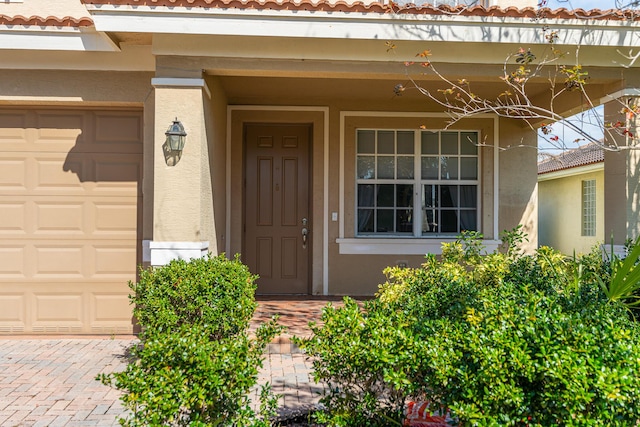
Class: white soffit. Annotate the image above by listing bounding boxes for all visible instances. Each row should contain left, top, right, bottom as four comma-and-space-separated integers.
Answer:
0, 26, 120, 51
85, 4, 640, 47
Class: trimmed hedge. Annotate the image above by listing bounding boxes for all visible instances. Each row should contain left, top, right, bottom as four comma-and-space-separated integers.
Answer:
99, 254, 280, 427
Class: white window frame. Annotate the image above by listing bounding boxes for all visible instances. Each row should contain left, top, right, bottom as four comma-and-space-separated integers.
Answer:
355, 129, 480, 238
336, 112, 501, 255
582, 179, 596, 237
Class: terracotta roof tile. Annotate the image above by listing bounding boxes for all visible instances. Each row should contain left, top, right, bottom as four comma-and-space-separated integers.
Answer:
0, 15, 94, 27
79, 0, 639, 21
538, 142, 604, 175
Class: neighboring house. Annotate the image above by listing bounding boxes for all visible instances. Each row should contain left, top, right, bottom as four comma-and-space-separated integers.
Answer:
1, 0, 639, 333
538, 143, 605, 255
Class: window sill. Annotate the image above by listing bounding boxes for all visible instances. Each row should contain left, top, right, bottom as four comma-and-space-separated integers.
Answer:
336, 238, 501, 255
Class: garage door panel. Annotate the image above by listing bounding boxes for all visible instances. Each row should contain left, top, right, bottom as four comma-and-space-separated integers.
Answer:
34, 294, 84, 322
94, 156, 142, 188
0, 198, 138, 240
0, 203, 27, 234
34, 245, 85, 277
35, 202, 84, 233
95, 113, 143, 147
0, 107, 141, 334
0, 158, 27, 190
0, 247, 26, 276
36, 154, 88, 190
0, 113, 28, 149
0, 294, 26, 333
35, 112, 84, 145
94, 202, 138, 234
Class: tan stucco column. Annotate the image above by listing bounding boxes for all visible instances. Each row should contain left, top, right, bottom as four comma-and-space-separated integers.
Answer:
603, 95, 640, 249
148, 77, 215, 265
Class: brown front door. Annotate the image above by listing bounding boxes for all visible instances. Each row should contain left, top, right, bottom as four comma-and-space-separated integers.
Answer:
244, 123, 311, 294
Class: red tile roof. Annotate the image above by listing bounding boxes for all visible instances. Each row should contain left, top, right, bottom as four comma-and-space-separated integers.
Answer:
0, 15, 93, 27
79, 1, 638, 21
538, 142, 604, 175
0, 2, 635, 28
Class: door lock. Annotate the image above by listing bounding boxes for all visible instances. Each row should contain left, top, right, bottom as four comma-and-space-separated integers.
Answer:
301, 217, 309, 248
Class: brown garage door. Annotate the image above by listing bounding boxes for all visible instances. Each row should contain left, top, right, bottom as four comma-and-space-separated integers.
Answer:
0, 108, 142, 334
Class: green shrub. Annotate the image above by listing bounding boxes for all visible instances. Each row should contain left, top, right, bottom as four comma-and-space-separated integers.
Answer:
130, 254, 257, 339
99, 254, 280, 426
299, 246, 640, 426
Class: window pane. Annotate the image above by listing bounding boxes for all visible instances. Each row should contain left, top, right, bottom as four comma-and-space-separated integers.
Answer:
396, 184, 413, 207
460, 210, 477, 231
397, 131, 414, 154
423, 184, 438, 208
397, 156, 415, 179
377, 210, 394, 233
357, 130, 375, 153
441, 132, 458, 154
355, 128, 479, 237
358, 184, 375, 207
582, 179, 596, 236
460, 157, 477, 180
460, 185, 477, 207
460, 132, 478, 155
441, 185, 458, 207
421, 156, 439, 179
422, 208, 437, 233
377, 157, 395, 179
421, 131, 439, 154
377, 184, 394, 207
358, 209, 374, 233
441, 210, 458, 232
397, 209, 413, 232
441, 157, 458, 180
357, 156, 375, 179
378, 131, 395, 154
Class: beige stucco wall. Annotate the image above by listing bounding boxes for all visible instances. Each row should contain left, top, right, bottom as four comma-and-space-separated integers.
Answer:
498, 119, 538, 252
205, 76, 229, 255
604, 100, 640, 245
538, 168, 605, 255
152, 85, 215, 244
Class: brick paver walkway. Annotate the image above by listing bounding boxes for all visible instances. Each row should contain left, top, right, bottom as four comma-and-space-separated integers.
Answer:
0, 298, 339, 426
0, 338, 131, 426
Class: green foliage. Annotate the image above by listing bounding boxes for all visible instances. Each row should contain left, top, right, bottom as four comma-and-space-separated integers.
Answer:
500, 224, 529, 258
599, 236, 640, 310
99, 254, 281, 426
130, 254, 257, 339
298, 243, 640, 426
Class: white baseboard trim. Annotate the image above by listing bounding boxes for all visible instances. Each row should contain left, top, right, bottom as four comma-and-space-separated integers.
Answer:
144, 240, 210, 265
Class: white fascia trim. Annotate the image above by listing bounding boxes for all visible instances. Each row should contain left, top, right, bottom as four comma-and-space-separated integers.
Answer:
145, 240, 210, 265
538, 162, 604, 182
336, 238, 501, 255
0, 26, 119, 51
600, 88, 640, 104
226, 105, 330, 295
151, 78, 212, 99
85, 5, 640, 46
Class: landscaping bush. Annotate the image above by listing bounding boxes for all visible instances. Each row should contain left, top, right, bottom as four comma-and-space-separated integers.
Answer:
130, 253, 258, 339
298, 242, 640, 426
99, 254, 280, 427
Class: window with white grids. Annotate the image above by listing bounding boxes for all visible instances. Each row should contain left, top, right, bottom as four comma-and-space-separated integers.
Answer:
356, 129, 479, 236
582, 179, 596, 237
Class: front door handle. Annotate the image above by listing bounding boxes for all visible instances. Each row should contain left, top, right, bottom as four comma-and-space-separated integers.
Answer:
302, 227, 309, 248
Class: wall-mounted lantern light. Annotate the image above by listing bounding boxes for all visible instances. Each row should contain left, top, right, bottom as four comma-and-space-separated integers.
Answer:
165, 118, 187, 152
